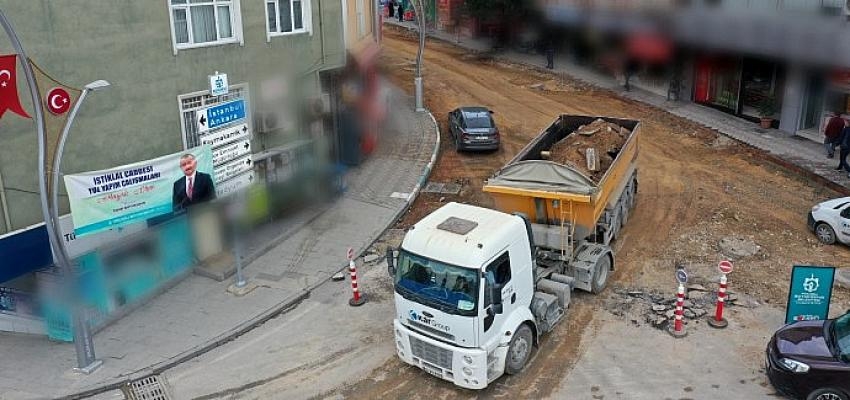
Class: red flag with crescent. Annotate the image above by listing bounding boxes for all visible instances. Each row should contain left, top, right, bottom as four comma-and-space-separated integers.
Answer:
0, 54, 30, 119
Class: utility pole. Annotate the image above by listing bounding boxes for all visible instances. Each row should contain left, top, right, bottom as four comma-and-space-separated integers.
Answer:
409, 0, 426, 112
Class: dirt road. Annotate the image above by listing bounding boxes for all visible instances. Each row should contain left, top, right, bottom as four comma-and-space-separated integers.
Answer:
330, 28, 850, 399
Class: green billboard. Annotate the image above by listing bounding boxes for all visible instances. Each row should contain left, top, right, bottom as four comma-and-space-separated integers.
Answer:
785, 265, 836, 324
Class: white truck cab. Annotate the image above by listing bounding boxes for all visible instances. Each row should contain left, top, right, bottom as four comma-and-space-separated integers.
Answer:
389, 202, 540, 389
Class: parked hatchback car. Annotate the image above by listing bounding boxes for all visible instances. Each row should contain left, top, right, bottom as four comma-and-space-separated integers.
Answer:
447, 107, 500, 152
766, 311, 850, 400
808, 197, 850, 245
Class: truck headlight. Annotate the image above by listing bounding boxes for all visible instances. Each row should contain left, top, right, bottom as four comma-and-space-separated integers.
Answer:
463, 355, 474, 365
779, 358, 810, 373
462, 367, 473, 376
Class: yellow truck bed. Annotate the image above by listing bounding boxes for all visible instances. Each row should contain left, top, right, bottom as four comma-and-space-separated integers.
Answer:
483, 115, 640, 243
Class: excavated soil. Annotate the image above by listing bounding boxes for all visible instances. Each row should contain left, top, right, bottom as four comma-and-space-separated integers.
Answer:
548, 118, 631, 182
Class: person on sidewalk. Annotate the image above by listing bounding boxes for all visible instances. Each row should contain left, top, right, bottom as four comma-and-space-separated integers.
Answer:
624, 58, 639, 92
837, 123, 850, 174
388, 0, 395, 18
546, 42, 555, 69
397, 0, 404, 22
824, 111, 844, 159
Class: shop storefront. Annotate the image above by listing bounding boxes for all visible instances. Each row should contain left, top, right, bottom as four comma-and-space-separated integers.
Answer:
693, 55, 785, 127
796, 69, 850, 141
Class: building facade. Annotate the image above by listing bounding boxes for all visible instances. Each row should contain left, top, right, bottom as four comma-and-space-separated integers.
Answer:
537, 0, 850, 140
0, 0, 346, 336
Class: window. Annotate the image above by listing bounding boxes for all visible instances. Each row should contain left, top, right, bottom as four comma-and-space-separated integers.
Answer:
169, 0, 241, 52
483, 252, 511, 305
266, 0, 311, 38
357, 0, 366, 38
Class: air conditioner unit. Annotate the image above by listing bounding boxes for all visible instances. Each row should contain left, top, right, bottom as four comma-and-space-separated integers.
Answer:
253, 110, 286, 134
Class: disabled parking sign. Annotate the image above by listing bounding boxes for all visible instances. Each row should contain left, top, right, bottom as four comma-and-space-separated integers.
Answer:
785, 265, 836, 324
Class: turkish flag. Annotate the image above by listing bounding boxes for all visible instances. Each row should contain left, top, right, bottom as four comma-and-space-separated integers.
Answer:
0, 54, 30, 119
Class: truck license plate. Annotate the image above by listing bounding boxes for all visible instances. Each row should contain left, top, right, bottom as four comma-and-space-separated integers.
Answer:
422, 363, 443, 378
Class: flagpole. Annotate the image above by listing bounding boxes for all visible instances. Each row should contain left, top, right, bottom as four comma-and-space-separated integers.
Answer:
0, 10, 101, 373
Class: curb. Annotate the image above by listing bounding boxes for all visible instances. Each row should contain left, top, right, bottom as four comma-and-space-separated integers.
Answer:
62, 289, 310, 400
62, 90, 442, 400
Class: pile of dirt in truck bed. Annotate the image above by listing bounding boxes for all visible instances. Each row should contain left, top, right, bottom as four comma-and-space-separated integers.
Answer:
548, 119, 630, 182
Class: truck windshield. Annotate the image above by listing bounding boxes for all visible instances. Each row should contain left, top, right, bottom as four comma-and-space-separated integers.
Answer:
394, 249, 479, 316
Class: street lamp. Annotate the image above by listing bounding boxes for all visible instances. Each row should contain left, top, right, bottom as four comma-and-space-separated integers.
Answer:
0, 10, 108, 374
50, 79, 111, 374
409, 0, 426, 112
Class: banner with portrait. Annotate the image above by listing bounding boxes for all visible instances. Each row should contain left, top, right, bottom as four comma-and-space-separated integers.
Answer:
64, 146, 215, 236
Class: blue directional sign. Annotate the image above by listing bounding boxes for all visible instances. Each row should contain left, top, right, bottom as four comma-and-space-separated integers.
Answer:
205, 99, 246, 130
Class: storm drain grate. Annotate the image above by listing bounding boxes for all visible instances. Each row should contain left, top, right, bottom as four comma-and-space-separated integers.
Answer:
122, 375, 172, 400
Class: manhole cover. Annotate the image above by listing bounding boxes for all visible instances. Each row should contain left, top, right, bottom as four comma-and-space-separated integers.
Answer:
123, 375, 172, 400
422, 182, 445, 193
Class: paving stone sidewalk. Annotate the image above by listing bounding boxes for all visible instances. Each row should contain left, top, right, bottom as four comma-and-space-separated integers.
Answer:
0, 84, 438, 400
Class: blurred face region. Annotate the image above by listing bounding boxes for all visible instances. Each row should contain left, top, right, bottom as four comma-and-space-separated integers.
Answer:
180, 156, 197, 176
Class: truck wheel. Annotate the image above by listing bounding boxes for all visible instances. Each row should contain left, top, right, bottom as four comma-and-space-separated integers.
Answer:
591, 255, 611, 294
815, 223, 837, 245
505, 324, 533, 375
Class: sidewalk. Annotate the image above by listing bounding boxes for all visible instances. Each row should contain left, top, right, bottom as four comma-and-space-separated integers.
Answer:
385, 20, 850, 194
0, 85, 439, 400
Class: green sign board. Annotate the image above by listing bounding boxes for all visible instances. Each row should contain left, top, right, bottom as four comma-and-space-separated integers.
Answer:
785, 265, 836, 324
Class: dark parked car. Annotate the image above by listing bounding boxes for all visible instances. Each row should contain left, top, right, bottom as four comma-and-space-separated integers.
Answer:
766, 311, 850, 400
447, 107, 500, 152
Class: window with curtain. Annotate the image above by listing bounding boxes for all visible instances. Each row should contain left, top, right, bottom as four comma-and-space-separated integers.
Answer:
266, 0, 309, 36
170, 0, 238, 48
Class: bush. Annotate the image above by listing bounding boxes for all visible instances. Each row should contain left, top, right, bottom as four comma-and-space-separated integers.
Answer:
758, 95, 778, 118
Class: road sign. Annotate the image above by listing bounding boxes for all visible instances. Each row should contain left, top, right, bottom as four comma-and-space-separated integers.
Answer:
212, 139, 251, 166
196, 109, 210, 132
718, 260, 733, 274
785, 265, 836, 324
199, 123, 249, 148
209, 72, 229, 97
214, 155, 253, 183
206, 99, 245, 130
215, 171, 254, 198
676, 269, 688, 284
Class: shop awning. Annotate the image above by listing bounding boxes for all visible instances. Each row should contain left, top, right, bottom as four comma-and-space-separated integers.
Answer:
626, 32, 673, 64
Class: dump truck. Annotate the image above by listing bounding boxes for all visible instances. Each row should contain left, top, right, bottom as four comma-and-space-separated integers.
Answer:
386, 115, 640, 389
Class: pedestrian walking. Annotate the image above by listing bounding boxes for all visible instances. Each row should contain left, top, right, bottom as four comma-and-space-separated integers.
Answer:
397, 0, 404, 22
624, 58, 639, 92
824, 111, 845, 158
837, 123, 850, 174
545, 42, 554, 69
388, 0, 395, 18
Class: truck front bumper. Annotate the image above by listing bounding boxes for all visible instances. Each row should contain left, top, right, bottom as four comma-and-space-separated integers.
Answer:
393, 319, 489, 389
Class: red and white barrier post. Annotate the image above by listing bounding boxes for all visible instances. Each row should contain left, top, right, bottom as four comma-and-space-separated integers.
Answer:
668, 268, 688, 338
708, 260, 733, 329
348, 248, 366, 307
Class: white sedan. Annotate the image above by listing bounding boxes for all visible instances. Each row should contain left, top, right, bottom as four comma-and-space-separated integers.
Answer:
809, 197, 850, 245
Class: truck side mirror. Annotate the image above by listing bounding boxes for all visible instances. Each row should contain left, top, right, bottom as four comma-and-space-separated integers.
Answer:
386, 247, 397, 277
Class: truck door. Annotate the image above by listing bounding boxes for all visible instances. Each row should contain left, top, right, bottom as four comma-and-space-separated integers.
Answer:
481, 252, 514, 343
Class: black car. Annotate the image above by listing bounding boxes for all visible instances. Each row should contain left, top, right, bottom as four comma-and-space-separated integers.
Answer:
447, 107, 500, 151
766, 311, 850, 400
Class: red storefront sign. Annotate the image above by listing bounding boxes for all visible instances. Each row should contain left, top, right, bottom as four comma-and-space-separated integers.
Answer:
626, 33, 672, 64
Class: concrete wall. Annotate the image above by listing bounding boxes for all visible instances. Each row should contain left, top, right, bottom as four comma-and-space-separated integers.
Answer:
345, 0, 376, 48
0, 0, 344, 233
